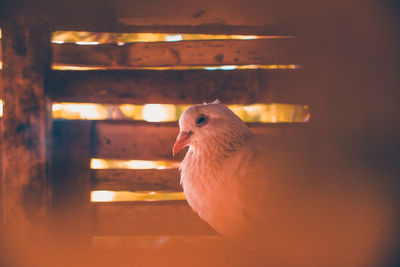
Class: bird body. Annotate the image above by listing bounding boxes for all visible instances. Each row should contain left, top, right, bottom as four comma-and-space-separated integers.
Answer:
180, 136, 255, 240
173, 101, 297, 245
172, 102, 390, 265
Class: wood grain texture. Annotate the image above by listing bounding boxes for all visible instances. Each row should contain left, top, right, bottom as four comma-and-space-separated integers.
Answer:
52, 38, 298, 69
92, 121, 309, 160
93, 169, 181, 191
2, 0, 292, 34
93, 121, 180, 160
51, 120, 93, 241
115, 0, 289, 27
94, 202, 216, 236
0, 122, 2, 241
49, 69, 306, 104
0, 15, 52, 239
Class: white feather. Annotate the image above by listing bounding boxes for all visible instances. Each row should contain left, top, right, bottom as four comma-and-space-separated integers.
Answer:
174, 102, 394, 265
177, 103, 279, 241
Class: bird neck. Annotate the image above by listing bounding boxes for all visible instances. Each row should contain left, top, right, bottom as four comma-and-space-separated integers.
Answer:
196, 124, 253, 162
181, 126, 253, 192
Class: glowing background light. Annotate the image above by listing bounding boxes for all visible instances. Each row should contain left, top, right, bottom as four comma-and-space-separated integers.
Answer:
142, 104, 176, 122
91, 190, 115, 202
90, 158, 180, 170
52, 102, 310, 123
165, 34, 183, 42
90, 190, 186, 202
75, 41, 100, 45
204, 67, 219, 70
51, 31, 295, 44
52, 64, 300, 71
52, 103, 108, 119
219, 65, 237, 70
233, 35, 258, 40
52, 66, 106, 70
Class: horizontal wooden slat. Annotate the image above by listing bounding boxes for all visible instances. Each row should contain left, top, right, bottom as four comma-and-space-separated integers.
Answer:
94, 202, 216, 235
93, 121, 309, 160
115, 0, 288, 28
55, 25, 289, 36
2, 0, 291, 34
93, 121, 179, 160
92, 169, 181, 191
52, 39, 298, 69
49, 69, 307, 104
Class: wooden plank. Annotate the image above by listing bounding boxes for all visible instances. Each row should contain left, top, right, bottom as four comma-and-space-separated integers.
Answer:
52, 38, 298, 69
115, 0, 289, 28
93, 121, 179, 160
1, 0, 292, 34
49, 70, 307, 104
51, 120, 93, 242
0, 36, 2, 240
0, 14, 52, 240
93, 169, 181, 191
0, 122, 2, 242
54, 25, 290, 36
94, 202, 216, 235
93, 121, 309, 160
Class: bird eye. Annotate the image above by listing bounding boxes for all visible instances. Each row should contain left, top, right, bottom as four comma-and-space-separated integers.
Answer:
196, 114, 208, 127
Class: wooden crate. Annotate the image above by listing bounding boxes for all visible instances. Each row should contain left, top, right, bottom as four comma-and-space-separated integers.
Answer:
48, 37, 307, 249
0, 0, 308, 250
1, 2, 399, 266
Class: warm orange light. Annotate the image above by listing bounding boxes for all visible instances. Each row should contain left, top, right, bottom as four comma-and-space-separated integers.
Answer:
91, 190, 115, 202
90, 158, 180, 170
52, 65, 106, 70
53, 64, 300, 71
0, 100, 3, 117
51, 31, 295, 44
52, 102, 310, 123
142, 104, 176, 122
90, 190, 186, 202
75, 41, 100, 45
52, 103, 108, 120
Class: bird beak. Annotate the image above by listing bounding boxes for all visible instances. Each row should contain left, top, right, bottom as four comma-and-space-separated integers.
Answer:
173, 131, 192, 156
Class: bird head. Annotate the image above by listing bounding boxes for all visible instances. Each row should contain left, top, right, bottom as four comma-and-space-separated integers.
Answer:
172, 101, 252, 156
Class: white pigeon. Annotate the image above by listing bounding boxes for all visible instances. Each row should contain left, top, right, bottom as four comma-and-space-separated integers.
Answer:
172, 101, 392, 265
172, 101, 308, 253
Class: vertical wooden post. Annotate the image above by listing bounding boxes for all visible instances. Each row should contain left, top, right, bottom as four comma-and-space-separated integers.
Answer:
0, 105, 3, 243
0, 14, 52, 240
51, 120, 93, 245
